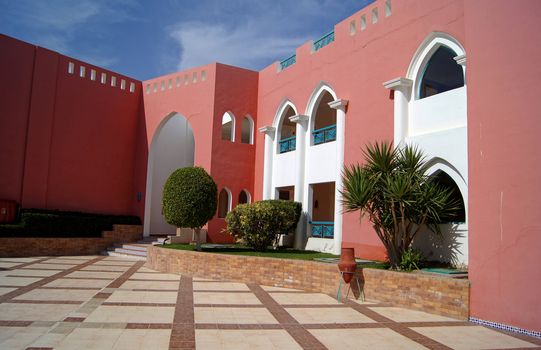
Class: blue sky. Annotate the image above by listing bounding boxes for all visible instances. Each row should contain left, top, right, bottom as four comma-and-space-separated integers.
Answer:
0, 0, 370, 80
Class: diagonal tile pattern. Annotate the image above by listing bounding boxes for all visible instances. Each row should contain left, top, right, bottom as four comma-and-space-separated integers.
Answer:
0, 255, 538, 350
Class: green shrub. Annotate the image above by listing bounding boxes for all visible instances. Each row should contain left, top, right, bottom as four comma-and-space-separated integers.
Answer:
0, 209, 141, 237
162, 167, 217, 250
225, 200, 301, 251
399, 248, 423, 271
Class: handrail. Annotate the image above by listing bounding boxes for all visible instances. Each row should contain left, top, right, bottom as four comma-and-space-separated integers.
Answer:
313, 31, 335, 52
279, 54, 296, 71
310, 221, 335, 225
312, 124, 336, 134
280, 135, 296, 142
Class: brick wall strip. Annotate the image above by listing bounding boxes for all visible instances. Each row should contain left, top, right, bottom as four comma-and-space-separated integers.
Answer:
147, 246, 470, 319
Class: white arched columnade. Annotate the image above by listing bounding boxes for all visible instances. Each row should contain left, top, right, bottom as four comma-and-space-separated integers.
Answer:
143, 112, 195, 236
303, 82, 348, 255
384, 32, 468, 265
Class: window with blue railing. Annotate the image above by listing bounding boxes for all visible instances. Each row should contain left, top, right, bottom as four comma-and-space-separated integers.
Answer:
311, 91, 337, 146
278, 106, 297, 154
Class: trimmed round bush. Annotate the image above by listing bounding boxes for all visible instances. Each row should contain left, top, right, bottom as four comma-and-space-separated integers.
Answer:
226, 200, 301, 251
162, 167, 217, 229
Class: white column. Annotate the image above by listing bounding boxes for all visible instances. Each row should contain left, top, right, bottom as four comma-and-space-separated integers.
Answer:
289, 114, 309, 249
328, 99, 348, 255
258, 126, 276, 200
383, 77, 412, 148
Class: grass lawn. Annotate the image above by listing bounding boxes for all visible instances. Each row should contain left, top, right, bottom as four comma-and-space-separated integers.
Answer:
160, 244, 388, 268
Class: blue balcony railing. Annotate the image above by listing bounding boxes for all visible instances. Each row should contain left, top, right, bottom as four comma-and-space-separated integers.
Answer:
280, 54, 296, 71
313, 31, 335, 52
279, 136, 296, 153
310, 221, 334, 239
312, 124, 336, 145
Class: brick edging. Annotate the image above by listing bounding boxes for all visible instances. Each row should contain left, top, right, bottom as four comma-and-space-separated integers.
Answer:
147, 246, 470, 319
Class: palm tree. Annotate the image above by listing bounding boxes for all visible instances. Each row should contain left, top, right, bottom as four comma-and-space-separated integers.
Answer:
341, 142, 459, 269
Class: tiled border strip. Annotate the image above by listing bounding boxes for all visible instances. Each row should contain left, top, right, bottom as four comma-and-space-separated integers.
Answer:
1, 257, 52, 269
344, 299, 453, 350
470, 317, 541, 340
248, 284, 328, 350
169, 275, 196, 350
105, 260, 145, 288
0, 256, 105, 303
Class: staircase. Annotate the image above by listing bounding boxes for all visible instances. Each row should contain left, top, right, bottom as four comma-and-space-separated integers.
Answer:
103, 234, 168, 259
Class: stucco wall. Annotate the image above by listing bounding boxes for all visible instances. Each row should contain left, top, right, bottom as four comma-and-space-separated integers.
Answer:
465, 0, 541, 334
0, 34, 142, 216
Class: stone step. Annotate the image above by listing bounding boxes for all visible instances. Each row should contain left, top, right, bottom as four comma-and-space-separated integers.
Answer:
113, 247, 147, 257
102, 250, 146, 260
120, 244, 148, 252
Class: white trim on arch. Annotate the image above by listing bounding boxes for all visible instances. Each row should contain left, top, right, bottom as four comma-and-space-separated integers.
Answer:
425, 158, 468, 221
305, 82, 338, 137
406, 32, 466, 100
239, 189, 252, 204
222, 111, 236, 142
272, 99, 299, 128
218, 187, 233, 218
241, 115, 255, 145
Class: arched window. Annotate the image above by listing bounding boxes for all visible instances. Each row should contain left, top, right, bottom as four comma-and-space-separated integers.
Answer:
221, 112, 235, 141
238, 189, 251, 204
312, 91, 336, 145
217, 188, 232, 218
278, 106, 296, 153
419, 46, 464, 99
241, 116, 254, 144
431, 171, 466, 223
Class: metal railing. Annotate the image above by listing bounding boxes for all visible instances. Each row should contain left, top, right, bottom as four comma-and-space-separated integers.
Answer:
310, 221, 334, 239
279, 136, 296, 153
279, 54, 296, 71
313, 31, 335, 52
312, 124, 336, 145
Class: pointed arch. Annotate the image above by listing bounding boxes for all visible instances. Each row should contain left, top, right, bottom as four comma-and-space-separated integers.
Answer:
273, 99, 299, 154
221, 111, 236, 142
144, 112, 195, 235
241, 114, 254, 144
305, 82, 338, 145
406, 32, 466, 100
238, 189, 251, 204
218, 187, 232, 218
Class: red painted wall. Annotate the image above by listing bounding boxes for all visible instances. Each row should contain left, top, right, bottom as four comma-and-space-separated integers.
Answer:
208, 64, 258, 242
255, 0, 465, 260
0, 35, 34, 203
465, 0, 541, 333
0, 35, 142, 216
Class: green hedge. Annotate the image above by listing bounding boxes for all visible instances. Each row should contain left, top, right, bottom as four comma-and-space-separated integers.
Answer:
226, 200, 301, 251
0, 208, 141, 238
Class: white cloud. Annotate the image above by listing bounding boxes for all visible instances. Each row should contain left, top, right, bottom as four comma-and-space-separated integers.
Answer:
170, 21, 305, 70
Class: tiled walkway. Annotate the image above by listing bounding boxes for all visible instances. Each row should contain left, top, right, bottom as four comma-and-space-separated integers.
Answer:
0, 256, 539, 350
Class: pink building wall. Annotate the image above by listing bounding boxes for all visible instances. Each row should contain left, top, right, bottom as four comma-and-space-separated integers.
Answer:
255, 0, 465, 260
465, 0, 541, 334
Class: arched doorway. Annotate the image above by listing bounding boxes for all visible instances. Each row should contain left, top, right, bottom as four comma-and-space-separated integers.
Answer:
144, 113, 195, 235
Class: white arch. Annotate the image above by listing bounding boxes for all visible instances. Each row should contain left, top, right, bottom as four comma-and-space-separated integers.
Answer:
305, 82, 338, 135
222, 111, 236, 142
425, 158, 468, 221
239, 189, 252, 204
218, 187, 232, 218
241, 115, 254, 144
406, 32, 466, 100
143, 112, 195, 236
272, 99, 299, 128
